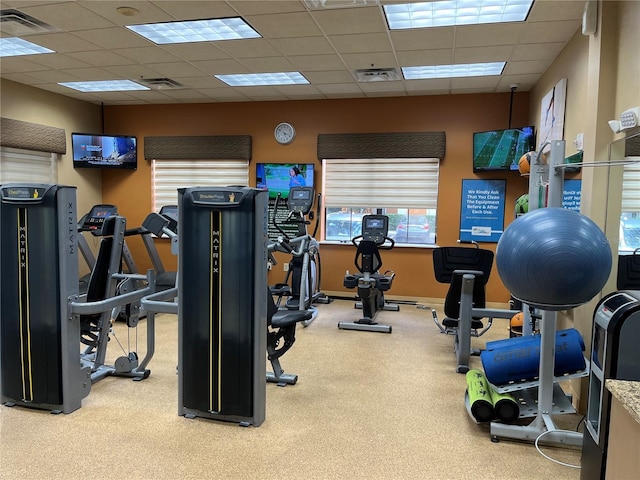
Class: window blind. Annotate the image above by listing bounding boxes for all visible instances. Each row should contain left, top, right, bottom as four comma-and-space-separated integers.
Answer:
322, 158, 439, 209
622, 158, 640, 212
152, 159, 249, 212
0, 146, 57, 183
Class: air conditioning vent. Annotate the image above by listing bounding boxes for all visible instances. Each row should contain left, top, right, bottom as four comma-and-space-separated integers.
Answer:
354, 68, 400, 83
0, 9, 58, 35
139, 78, 185, 90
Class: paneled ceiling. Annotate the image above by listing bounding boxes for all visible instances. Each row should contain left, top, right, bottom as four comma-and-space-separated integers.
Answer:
0, 0, 585, 105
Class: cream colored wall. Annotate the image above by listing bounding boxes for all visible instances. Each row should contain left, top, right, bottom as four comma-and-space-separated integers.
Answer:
1, 79, 103, 216
613, 0, 640, 117
1, 79, 103, 275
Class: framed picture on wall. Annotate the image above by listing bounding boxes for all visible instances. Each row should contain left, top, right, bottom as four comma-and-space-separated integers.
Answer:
538, 78, 567, 153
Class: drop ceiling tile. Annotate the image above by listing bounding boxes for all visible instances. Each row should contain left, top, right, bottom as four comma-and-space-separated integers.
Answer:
103, 64, 165, 80
111, 47, 183, 64
216, 38, 282, 58
316, 83, 363, 95
453, 45, 514, 63
528, 1, 585, 22
21, 32, 102, 53
404, 78, 451, 92
143, 61, 206, 78
0, 56, 52, 73
397, 49, 453, 66
329, 33, 392, 54
25, 53, 93, 70
66, 50, 135, 67
454, 23, 524, 48
245, 12, 321, 38
191, 58, 250, 75
241, 56, 296, 72
512, 42, 566, 61
1, 72, 47, 85
311, 6, 387, 35
340, 52, 397, 70
520, 20, 581, 44
18, 1, 114, 31
390, 28, 455, 52
270, 36, 335, 56
504, 59, 551, 75
73, 27, 151, 50
451, 75, 500, 89
161, 43, 229, 62
61, 66, 121, 80
303, 70, 354, 84
287, 54, 346, 71
228, 0, 306, 16
77, 0, 177, 25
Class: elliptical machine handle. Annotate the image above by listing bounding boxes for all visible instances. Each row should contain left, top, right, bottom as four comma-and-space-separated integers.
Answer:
379, 236, 395, 250
311, 192, 322, 238
272, 193, 290, 242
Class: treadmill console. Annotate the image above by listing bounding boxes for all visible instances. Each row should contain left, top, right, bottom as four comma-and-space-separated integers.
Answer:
79, 204, 118, 233
288, 186, 315, 215
362, 215, 389, 244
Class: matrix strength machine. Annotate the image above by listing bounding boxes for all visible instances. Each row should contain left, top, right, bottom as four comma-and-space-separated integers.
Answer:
178, 187, 267, 426
339, 214, 398, 333
0, 184, 155, 414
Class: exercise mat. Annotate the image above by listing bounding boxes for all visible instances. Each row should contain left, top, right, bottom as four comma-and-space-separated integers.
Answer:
465, 369, 494, 423
480, 328, 586, 385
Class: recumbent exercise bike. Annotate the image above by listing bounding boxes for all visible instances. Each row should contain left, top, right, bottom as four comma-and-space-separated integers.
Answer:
338, 214, 399, 334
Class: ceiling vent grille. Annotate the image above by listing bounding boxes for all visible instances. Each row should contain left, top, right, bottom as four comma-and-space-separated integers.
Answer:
0, 9, 59, 35
139, 78, 185, 90
354, 68, 401, 83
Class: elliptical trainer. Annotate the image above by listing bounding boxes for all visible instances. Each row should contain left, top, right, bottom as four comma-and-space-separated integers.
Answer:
269, 186, 331, 326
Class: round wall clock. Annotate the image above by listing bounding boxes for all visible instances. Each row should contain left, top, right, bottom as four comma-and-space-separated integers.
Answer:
274, 122, 296, 145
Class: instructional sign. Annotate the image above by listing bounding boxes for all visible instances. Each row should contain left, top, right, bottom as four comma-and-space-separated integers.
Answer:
562, 179, 581, 211
460, 179, 506, 242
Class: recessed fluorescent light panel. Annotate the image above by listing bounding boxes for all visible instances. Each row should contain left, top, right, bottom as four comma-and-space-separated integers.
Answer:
384, 0, 534, 29
0, 37, 54, 56
215, 72, 309, 87
58, 80, 150, 92
126, 17, 261, 44
402, 62, 506, 79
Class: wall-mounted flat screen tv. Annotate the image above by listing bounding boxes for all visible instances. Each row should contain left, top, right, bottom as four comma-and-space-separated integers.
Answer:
256, 163, 315, 199
72, 133, 137, 169
473, 126, 536, 172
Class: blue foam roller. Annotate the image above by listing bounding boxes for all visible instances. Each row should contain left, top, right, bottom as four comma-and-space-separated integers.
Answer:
480, 328, 586, 385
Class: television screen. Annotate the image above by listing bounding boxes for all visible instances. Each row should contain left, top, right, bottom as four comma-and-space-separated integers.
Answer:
72, 133, 137, 169
473, 126, 535, 172
256, 163, 315, 199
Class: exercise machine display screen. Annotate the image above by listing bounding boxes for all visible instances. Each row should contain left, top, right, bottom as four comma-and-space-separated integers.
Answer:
288, 186, 314, 214
80, 204, 117, 231
362, 215, 388, 243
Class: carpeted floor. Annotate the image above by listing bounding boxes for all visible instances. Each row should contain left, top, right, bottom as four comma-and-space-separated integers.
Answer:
0, 299, 583, 480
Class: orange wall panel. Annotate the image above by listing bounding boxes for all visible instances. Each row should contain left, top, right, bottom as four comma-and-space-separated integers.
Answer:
103, 93, 530, 303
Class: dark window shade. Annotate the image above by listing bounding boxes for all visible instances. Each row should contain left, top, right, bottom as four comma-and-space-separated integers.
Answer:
0, 117, 66, 154
144, 135, 252, 161
626, 133, 640, 157
317, 132, 446, 160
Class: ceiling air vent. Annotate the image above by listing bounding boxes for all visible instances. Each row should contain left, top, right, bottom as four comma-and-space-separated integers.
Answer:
0, 9, 59, 35
354, 68, 401, 83
139, 78, 185, 90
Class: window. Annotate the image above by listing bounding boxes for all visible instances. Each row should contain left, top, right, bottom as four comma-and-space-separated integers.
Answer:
619, 159, 640, 252
322, 158, 439, 245
152, 159, 249, 212
0, 146, 57, 183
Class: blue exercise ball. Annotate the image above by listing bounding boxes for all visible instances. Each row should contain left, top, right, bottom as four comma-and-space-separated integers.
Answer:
496, 207, 612, 310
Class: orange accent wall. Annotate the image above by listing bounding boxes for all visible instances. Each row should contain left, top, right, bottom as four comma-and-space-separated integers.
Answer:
103, 93, 530, 303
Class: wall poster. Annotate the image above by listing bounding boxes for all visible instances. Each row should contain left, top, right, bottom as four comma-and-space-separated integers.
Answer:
460, 179, 506, 243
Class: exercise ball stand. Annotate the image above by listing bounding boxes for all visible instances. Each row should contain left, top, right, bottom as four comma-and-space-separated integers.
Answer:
488, 140, 590, 447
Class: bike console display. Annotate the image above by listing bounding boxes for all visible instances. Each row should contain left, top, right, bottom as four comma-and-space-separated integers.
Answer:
287, 186, 314, 215
80, 204, 118, 233
362, 215, 389, 244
